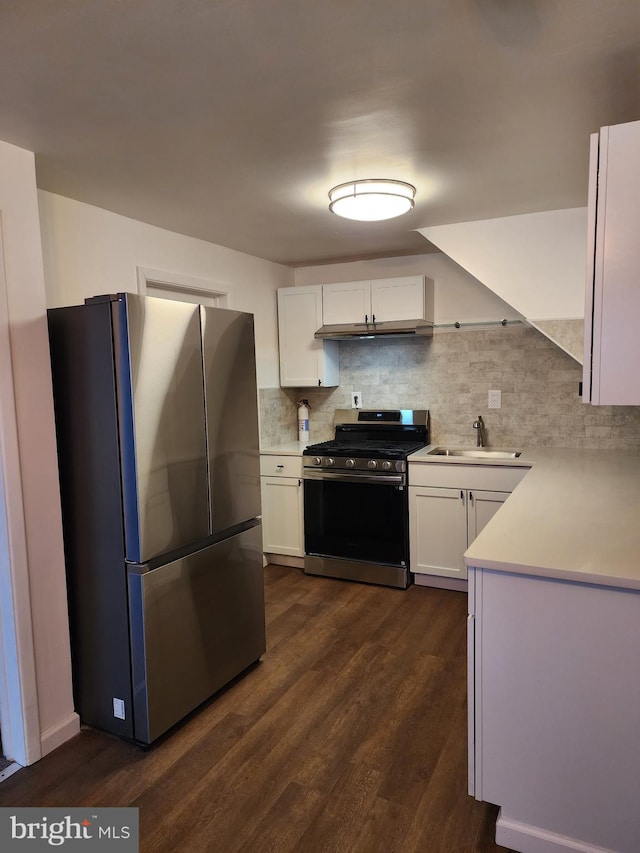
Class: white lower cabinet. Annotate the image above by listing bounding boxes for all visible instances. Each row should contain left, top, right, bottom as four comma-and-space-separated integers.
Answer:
260, 455, 304, 558
408, 463, 527, 581
409, 487, 509, 579
409, 486, 467, 578
468, 489, 511, 542
468, 566, 640, 852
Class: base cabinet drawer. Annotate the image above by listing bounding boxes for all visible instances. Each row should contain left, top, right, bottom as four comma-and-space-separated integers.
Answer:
259, 455, 303, 478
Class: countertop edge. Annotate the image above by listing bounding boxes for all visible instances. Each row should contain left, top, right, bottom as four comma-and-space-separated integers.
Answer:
435, 446, 640, 591
260, 442, 309, 456
463, 556, 640, 592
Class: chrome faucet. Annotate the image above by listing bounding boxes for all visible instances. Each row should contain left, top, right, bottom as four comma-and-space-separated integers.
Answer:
473, 415, 485, 447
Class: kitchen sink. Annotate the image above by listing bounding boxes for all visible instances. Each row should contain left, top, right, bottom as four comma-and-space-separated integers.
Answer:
427, 447, 521, 459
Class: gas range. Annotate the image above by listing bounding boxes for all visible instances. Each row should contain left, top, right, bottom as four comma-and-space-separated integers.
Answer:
302, 409, 429, 589
303, 409, 429, 475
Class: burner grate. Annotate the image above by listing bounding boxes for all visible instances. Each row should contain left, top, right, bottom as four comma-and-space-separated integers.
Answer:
304, 438, 426, 460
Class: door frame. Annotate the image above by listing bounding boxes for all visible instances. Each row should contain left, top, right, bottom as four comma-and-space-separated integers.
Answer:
136, 267, 231, 308
0, 217, 42, 767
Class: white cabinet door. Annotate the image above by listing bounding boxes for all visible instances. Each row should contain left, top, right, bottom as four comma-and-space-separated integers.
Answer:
322, 280, 370, 325
409, 486, 468, 579
277, 286, 339, 387
409, 462, 526, 583
260, 476, 304, 557
322, 276, 427, 325
410, 483, 512, 581
584, 119, 640, 405
371, 276, 425, 322
470, 568, 640, 851
467, 490, 510, 544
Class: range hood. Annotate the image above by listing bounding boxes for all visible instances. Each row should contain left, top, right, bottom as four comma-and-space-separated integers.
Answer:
315, 318, 433, 341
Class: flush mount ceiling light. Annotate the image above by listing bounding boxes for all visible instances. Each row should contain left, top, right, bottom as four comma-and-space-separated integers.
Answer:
328, 179, 416, 221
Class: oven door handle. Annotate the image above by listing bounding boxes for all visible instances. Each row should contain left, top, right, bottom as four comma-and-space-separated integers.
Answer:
303, 470, 405, 486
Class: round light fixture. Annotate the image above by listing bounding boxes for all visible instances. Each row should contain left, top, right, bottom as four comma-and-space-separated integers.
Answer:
328, 179, 416, 221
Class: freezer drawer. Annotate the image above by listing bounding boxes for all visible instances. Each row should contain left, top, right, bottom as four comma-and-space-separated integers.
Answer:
128, 523, 265, 743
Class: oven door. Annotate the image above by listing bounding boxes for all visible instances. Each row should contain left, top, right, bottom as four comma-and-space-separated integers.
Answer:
303, 470, 408, 566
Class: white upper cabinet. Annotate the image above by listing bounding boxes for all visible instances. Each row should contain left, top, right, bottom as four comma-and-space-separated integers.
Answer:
371, 276, 426, 322
321, 280, 370, 325
277, 286, 339, 387
583, 119, 640, 405
322, 275, 430, 325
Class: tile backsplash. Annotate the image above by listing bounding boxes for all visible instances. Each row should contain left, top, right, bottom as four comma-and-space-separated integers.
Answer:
259, 325, 640, 450
258, 386, 299, 447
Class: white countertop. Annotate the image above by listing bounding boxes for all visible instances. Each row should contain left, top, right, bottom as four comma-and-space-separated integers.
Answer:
260, 441, 309, 456
411, 446, 640, 590
264, 441, 640, 590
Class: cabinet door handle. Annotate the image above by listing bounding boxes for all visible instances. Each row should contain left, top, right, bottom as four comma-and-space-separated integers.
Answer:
318, 379, 321, 386
469, 491, 473, 502
365, 314, 369, 324
372, 313, 376, 323
298, 479, 302, 486
276, 464, 284, 469
460, 490, 464, 500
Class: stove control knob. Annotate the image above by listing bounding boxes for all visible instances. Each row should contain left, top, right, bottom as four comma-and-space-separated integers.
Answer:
313, 456, 322, 466
367, 459, 377, 470
326, 457, 335, 467
381, 460, 392, 471
345, 458, 355, 468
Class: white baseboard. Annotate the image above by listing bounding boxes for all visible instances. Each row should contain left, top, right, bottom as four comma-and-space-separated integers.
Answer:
496, 811, 614, 853
414, 574, 467, 592
264, 554, 305, 569
40, 711, 80, 758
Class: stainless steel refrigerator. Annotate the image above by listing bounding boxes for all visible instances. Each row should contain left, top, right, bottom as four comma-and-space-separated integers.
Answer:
47, 293, 265, 744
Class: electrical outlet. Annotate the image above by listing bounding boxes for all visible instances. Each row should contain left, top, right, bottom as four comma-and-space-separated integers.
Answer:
113, 698, 126, 720
488, 390, 502, 409
351, 391, 362, 409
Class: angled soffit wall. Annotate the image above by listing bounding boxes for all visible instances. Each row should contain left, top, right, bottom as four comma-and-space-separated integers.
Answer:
417, 208, 588, 363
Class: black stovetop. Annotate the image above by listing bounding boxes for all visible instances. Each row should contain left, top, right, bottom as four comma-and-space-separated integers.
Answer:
303, 438, 427, 460
303, 409, 429, 460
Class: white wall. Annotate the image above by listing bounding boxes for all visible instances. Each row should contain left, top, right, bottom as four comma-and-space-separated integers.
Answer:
0, 141, 78, 764
38, 192, 294, 387
0, 179, 292, 764
417, 208, 588, 321
294, 253, 523, 324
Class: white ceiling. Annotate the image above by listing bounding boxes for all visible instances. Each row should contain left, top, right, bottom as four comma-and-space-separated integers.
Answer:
1, 1, 639, 267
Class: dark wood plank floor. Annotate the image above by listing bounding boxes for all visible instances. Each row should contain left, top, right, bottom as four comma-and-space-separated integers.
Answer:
0, 565, 510, 852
